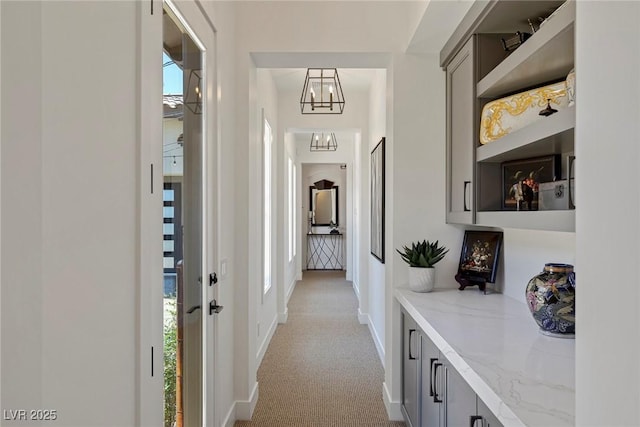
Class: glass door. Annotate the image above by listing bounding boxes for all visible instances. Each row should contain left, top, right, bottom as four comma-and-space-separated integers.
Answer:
162, 5, 204, 426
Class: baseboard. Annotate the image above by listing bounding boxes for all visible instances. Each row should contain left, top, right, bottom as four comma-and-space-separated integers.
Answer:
383, 381, 404, 421
286, 275, 297, 304
222, 402, 236, 427
278, 308, 288, 324
357, 308, 368, 325
234, 382, 259, 421
352, 279, 360, 300
367, 315, 385, 367
257, 315, 278, 366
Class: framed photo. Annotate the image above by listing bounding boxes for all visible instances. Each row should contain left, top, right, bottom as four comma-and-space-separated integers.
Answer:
370, 138, 385, 263
457, 230, 503, 284
502, 155, 559, 211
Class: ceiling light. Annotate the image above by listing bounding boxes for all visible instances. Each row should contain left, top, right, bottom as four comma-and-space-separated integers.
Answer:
310, 132, 338, 152
300, 68, 345, 114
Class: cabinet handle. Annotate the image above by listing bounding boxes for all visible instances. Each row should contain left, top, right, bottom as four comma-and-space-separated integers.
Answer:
470, 415, 484, 427
429, 358, 438, 397
408, 329, 416, 360
433, 362, 443, 403
463, 181, 471, 211
568, 155, 575, 209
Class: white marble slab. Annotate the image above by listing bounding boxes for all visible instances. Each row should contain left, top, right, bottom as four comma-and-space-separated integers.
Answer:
395, 287, 574, 427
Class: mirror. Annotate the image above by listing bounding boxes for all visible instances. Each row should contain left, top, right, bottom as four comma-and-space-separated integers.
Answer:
310, 186, 339, 226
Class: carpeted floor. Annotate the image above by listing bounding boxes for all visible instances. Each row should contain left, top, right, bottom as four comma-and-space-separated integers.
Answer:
234, 270, 405, 427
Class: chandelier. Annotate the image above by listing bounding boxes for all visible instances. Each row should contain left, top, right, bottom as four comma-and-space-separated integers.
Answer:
310, 133, 338, 152
300, 68, 345, 114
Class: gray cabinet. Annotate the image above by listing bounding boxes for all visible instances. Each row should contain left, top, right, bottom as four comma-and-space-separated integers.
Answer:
402, 309, 503, 427
443, 361, 477, 427
421, 333, 444, 426
446, 36, 476, 225
442, 0, 576, 232
402, 312, 420, 427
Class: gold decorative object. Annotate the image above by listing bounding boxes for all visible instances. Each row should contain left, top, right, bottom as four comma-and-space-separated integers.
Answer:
480, 81, 568, 144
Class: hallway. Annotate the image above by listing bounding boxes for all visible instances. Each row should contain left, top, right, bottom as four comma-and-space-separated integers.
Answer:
235, 271, 405, 427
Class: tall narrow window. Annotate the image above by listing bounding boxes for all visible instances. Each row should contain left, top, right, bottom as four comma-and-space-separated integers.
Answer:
293, 163, 297, 258
288, 157, 294, 262
263, 116, 272, 294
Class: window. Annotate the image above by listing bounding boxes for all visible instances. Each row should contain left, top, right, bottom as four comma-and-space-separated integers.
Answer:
288, 157, 294, 262
263, 116, 272, 294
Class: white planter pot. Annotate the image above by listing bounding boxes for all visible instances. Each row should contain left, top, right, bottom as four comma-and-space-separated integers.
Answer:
409, 267, 435, 293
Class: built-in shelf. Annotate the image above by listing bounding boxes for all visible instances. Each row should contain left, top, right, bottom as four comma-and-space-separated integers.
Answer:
477, 0, 575, 99
476, 209, 575, 232
476, 106, 575, 163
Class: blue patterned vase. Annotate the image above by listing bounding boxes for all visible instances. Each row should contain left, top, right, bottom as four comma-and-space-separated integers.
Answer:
525, 263, 575, 338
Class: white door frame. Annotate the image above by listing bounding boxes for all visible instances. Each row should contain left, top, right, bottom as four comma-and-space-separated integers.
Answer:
138, 0, 219, 425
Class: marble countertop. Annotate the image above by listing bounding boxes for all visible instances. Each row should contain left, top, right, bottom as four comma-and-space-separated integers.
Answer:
395, 287, 574, 427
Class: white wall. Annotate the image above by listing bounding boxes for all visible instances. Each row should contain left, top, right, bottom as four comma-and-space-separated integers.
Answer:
2, 2, 138, 425
2, 1, 44, 416
280, 86, 369, 284
575, 2, 640, 425
367, 69, 386, 364
1, 2, 240, 426
256, 69, 279, 365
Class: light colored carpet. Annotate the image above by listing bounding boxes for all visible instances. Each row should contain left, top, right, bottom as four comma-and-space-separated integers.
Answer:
235, 271, 405, 427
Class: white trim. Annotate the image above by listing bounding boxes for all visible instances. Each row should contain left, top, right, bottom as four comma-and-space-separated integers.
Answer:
383, 382, 404, 422
0, 0, 3, 410
366, 314, 385, 366
286, 275, 297, 304
234, 382, 259, 420
137, 1, 163, 425
352, 279, 361, 300
278, 309, 289, 324
221, 403, 236, 427
358, 308, 368, 325
257, 314, 278, 366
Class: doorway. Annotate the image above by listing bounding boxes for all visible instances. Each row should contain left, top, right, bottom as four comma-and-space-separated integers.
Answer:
162, 2, 216, 425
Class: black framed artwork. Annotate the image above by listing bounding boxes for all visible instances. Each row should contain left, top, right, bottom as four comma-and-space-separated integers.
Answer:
370, 138, 385, 263
455, 230, 503, 291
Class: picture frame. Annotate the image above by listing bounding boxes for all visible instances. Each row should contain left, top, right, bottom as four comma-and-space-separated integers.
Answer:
370, 137, 385, 263
455, 230, 503, 291
501, 155, 559, 211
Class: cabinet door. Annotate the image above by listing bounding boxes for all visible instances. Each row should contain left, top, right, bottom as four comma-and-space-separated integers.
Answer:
444, 361, 477, 427
476, 397, 503, 427
446, 36, 476, 225
421, 334, 443, 427
401, 312, 420, 427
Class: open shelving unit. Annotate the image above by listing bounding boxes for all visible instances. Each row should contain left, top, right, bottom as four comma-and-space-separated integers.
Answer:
473, 0, 576, 232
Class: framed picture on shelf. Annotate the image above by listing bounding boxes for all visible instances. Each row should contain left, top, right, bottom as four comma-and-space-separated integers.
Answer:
455, 230, 503, 291
370, 137, 385, 263
501, 155, 559, 211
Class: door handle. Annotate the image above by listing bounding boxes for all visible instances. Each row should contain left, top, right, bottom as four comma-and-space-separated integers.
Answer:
186, 305, 201, 314
209, 299, 223, 315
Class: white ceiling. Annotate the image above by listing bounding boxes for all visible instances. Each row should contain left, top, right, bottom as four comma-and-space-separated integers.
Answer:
269, 68, 380, 92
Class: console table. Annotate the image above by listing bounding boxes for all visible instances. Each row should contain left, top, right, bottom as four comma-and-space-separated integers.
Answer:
306, 233, 344, 270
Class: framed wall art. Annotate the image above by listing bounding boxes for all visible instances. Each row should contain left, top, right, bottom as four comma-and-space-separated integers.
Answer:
455, 230, 503, 291
370, 137, 385, 263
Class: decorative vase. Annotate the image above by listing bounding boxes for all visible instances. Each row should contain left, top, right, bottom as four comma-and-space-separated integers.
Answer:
525, 263, 575, 338
409, 267, 435, 293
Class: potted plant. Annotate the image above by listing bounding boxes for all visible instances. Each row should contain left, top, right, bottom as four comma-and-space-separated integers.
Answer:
397, 240, 449, 292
